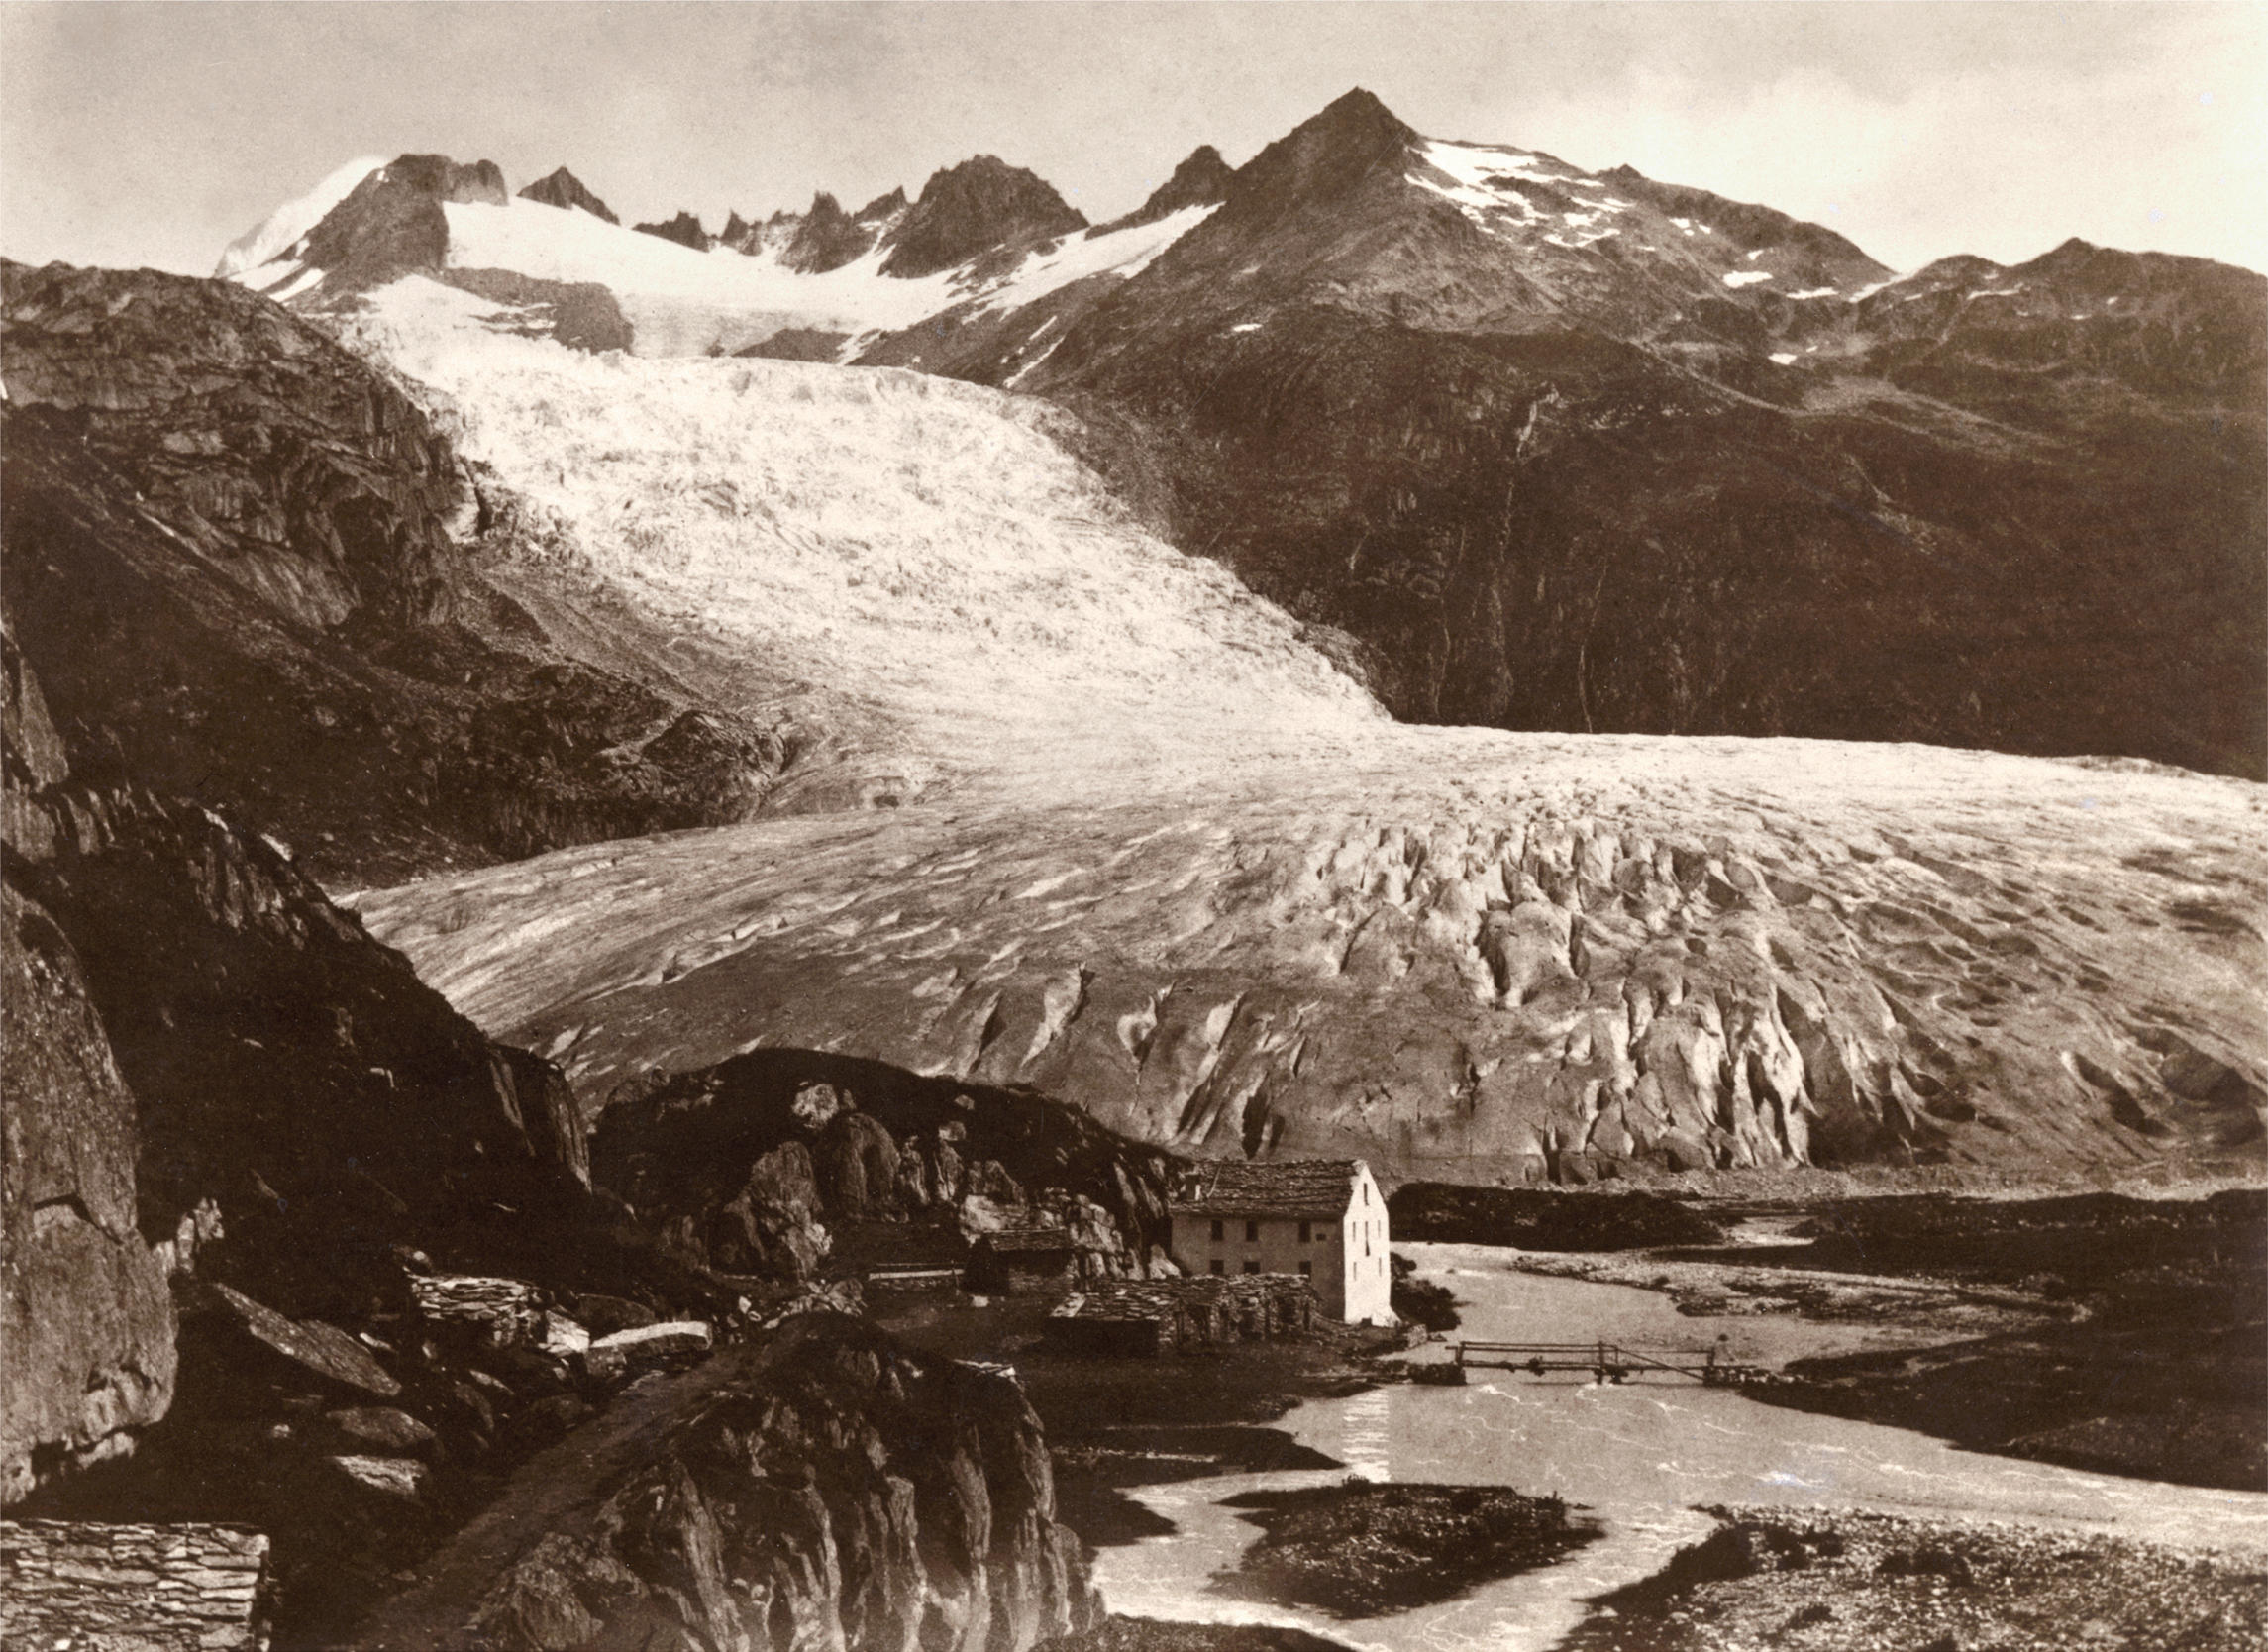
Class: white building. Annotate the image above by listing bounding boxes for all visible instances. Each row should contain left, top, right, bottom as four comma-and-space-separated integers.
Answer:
1166, 1159, 1394, 1325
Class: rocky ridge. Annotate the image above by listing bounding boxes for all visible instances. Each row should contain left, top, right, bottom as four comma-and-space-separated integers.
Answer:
517, 166, 617, 225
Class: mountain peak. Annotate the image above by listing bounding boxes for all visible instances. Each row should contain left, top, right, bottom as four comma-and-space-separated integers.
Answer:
519, 166, 618, 225
880, 155, 1086, 278
1101, 144, 1235, 233
1226, 86, 1419, 218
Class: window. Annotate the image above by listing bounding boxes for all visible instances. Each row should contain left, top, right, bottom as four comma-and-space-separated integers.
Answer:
1209, 1218, 1224, 1242
1245, 1219, 1260, 1243
1298, 1220, 1312, 1244
1298, 1261, 1312, 1277
1243, 1260, 1261, 1274
1209, 1259, 1225, 1276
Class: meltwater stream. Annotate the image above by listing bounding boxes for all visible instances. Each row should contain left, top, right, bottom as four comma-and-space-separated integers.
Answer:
1088, 1243, 2268, 1652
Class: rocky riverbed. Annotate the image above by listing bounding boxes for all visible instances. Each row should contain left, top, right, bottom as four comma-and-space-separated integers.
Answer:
1559, 1506, 2268, 1652
1214, 1482, 1598, 1617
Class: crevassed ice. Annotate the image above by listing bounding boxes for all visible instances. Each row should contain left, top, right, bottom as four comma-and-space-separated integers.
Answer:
346, 277, 1385, 788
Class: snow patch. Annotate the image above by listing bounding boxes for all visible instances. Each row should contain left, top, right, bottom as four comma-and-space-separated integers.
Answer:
218, 155, 387, 278
1787, 287, 1839, 300
1721, 270, 1775, 288
271, 266, 326, 302
972, 205, 1215, 316
1770, 352, 1798, 365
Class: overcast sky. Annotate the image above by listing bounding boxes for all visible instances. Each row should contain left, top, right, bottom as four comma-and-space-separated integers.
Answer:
4, 2, 2262, 278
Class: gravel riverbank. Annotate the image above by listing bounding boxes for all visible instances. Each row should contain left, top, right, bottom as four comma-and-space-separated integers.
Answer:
1558, 1506, 2268, 1652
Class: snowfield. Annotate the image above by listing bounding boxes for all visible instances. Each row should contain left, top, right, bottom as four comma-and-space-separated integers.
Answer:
348, 277, 1384, 793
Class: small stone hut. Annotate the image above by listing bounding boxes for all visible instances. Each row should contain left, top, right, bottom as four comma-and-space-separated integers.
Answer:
965, 1228, 1082, 1295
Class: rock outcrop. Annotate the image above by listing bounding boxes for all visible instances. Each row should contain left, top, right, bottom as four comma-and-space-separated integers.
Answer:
2, 640, 599, 1324
2, 634, 177, 1504
1, 881, 176, 1503
352, 1313, 1098, 1652
881, 156, 1087, 278
780, 187, 907, 273
591, 1053, 1181, 1280
516, 166, 618, 224
632, 210, 712, 252
288, 155, 508, 295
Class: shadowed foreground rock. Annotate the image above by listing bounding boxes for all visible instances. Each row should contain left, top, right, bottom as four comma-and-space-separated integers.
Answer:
351, 1312, 1097, 1652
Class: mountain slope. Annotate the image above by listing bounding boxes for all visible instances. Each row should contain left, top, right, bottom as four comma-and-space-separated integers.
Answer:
896, 89, 2265, 778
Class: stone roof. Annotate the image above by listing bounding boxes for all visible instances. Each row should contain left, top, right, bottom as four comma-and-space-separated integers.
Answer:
974, 1228, 1080, 1255
1168, 1159, 1362, 1218
1049, 1274, 1315, 1323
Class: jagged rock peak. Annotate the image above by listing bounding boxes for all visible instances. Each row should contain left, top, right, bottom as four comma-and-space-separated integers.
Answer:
1227, 86, 1421, 216
1100, 144, 1235, 233
880, 154, 1087, 278
854, 185, 908, 221
518, 165, 618, 224
781, 191, 876, 273
378, 154, 510, 207
633, 210, 712, 252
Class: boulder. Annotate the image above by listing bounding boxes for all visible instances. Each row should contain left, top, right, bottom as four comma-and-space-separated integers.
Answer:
323, 1406, 439, 1460
590, 1321, 713, 1368
188, 1280, 399, 1400
328, 1453, 428, 1503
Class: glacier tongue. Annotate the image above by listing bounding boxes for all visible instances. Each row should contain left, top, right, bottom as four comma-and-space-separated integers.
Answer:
341, 275, 2268, 1187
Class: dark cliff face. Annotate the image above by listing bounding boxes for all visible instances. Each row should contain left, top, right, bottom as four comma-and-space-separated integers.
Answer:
0, 871, 176, 1504
517, 166, 618, 225
2, 260, 792, 884
882, 155, 1088, 278
2, 642, 594, 1325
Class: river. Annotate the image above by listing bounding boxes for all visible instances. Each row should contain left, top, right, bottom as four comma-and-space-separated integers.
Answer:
1086, 1242, 2268, 1652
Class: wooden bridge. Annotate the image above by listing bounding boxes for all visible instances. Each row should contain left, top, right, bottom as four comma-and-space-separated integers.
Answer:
1416, 1339, 1774, 1387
